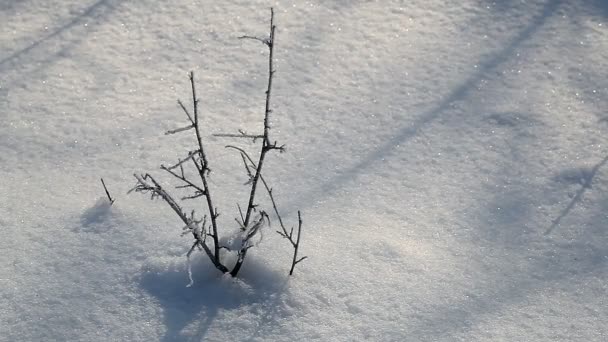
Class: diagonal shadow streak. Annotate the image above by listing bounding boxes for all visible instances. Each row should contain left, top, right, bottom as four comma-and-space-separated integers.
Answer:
545, 154, 608, 235
285, 0, 563, 212
0, 0, 114, 72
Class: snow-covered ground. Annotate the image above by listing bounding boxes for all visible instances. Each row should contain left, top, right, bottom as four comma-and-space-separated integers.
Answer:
2, 0, 607, 341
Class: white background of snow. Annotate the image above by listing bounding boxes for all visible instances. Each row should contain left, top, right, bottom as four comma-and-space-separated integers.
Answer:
1, 0, 607, 341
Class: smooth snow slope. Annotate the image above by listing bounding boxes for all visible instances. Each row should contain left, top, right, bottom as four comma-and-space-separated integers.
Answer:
1, 0, 607, 341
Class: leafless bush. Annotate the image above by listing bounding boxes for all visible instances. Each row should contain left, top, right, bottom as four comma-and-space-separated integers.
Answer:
130, 8, 306, 278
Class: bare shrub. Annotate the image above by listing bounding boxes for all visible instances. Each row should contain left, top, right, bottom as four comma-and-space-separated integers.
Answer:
130, 8, 306, 278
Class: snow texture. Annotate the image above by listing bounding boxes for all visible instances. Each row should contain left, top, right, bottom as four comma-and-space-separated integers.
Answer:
1, 0, 608, 341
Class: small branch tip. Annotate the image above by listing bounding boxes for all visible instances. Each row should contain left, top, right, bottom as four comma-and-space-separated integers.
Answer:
100, 178, 115, 205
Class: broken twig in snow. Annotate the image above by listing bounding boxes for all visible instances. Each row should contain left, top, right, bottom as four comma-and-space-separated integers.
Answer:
100, 178, 115, 205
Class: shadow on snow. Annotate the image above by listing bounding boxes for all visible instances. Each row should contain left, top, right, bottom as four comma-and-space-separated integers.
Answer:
139, 254, 293, 342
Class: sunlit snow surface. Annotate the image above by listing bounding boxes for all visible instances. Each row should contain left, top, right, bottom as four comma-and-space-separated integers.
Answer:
1, 0, 608, 341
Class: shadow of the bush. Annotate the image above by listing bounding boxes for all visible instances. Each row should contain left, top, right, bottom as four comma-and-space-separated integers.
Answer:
546, 155, 608, 234
276, 0, 564, 216
0, 0, 119, 71
139, 254, 291, 342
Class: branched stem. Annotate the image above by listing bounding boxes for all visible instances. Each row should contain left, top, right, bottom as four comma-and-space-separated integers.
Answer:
289, 211, 306, 275
226, 145, 306, 275
188, 72, 222, 265
130, 174, 228, 273
230, 7, 278, 277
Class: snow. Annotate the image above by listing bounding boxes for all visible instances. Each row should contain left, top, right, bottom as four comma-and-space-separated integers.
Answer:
1, 0, 608, 341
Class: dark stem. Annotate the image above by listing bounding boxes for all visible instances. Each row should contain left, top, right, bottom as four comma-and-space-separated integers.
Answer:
189, 71, 222, 266
231, 145, 289, 239
289, 211, 305, 275
226, 143, 306, 275
100, 178, 115, 205
230, 7, 276, 277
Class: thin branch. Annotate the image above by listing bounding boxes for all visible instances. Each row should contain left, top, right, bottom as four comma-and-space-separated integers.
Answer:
230, 8, 277, 277
214, 133, 264, 141
239, 7, 276, 228
188, 71, 221, 265
190, 73, 209, 171
163, 151, 197, 171
160, 164, 205, 195
177, 99, 194, 124
214, 133, 263, 138
264, 141, 286, 153
181, 192, 205, 200
238, 35, 270, 45
176, 184, 194, 189
225, 145, 255, 163
240, 154, 254, 179
130, 173, 228, 273
239, 211, 268, 251
213, 129, 264, 142
289, 211, 306, 275
237, 203, 245, 227
225, 144, 291, 241
165, 124, 194, 135
100, 178, 115, 205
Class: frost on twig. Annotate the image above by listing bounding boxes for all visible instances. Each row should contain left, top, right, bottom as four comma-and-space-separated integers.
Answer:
226, 144, 307, 275
214, 129, 264, 142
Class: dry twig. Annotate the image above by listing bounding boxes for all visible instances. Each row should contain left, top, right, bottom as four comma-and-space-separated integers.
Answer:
100, 178, 115, 205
